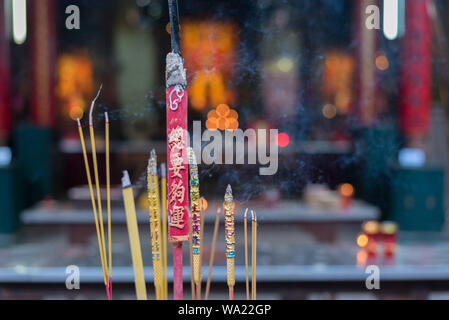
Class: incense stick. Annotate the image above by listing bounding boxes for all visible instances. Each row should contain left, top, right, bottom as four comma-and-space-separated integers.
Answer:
160, 163, 168, 300
198, 200, 205, 300
189, 211, 195, 300
88, 86, 108, 293
205, 208, 221, 300
166, 0, 189, 300
188, 148, 201, 300
147, 150, 163, 300
244, 208, 249, 300
224, 185, 235, 300
122, 171, 147, 300
251, 210, 257, 300
105, 112, 112, 298
77, 119, 109, 297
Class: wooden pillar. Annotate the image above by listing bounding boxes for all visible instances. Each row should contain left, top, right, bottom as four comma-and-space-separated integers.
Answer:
0, 0, 11, 143
399, 0, 431, 146
30, 0, 56, 127
354, 0, 378, 126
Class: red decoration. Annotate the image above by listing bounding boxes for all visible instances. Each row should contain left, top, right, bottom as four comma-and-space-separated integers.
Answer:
0, 1, 11, 141
31, 0, 56, 127
399, 0, 431, 137
166, 85, 189, 242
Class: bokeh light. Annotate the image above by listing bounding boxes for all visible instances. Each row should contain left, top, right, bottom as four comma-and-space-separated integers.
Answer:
322, 104, 337, 119
375, 55, 389, 71
276, 132, 290, 148
339, 183, 354, 197
357, 234, 369, 248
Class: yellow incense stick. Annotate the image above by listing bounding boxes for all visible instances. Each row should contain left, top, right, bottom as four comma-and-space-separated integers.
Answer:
105, 112, 112, 290
122, 171, 147, 300
147, 150, 163, 300
224, 185, 235, 300
88, 86, 108, 282
160, 163, 168, 300
205, 208, 221, 300
251, 210, 257, 300
244, 208, 249, 300
77, 119, 108, 286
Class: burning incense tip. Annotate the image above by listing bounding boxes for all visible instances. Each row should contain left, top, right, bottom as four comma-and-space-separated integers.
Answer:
89, 84, 103, 125
122, 170, 131, 188
77, 118, 81, 127
105, 112, 109, 123
251, 210, 257, 222
225, 185, 232, 198
166, 52, 186, 87
148, 150, 157, 175
244, 208, 248, 219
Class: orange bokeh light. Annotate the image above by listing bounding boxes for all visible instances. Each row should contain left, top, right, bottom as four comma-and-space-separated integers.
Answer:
200, 197, 208, 211
375, 55, 389, 71
339, 183, 354, 197
206, 104, 239, 131
357, 234, 369, 248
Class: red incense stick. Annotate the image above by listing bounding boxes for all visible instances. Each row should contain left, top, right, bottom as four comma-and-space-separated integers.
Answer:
166, 0, 189, 300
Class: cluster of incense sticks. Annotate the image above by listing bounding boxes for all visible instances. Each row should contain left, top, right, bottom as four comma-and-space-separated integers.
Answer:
76, 0, 262, 301
76, 86, 113, 300
243, 208, 258, 300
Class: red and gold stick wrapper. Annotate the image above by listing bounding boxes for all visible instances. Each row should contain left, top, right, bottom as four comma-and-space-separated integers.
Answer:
166, 0, 189, 300
188, 148, 201, 299
147, 150, 163, 299
224, 185, 235, 300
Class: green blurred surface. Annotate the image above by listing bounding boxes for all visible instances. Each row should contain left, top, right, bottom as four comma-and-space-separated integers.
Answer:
0, 165, 20, 234
390, 166, 445, 231
13, 125, 53, 208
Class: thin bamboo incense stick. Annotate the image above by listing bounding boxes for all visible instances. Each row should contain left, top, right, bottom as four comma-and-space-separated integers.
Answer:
251, 210, 257, 300
188, 148, 201, 300
244, 208, 249, 300
147, 150, 163, 300
160, 163, 168, 300
205, 208, 221, 300
198, 199, 206, 300
88, 85, 108, 292
122, 171, 147, 300
105, 112, 112, 298
77, 119, 109, 297
189, 212, 195, 299
224, 185, 235, 300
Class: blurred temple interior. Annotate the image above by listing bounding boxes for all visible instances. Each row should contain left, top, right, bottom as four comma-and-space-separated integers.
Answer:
0, 0, 449, 299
